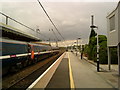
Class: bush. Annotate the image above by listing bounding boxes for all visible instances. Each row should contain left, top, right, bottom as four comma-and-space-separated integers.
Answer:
84, 35, 108, 64
99, 41, 108, 64
110, 48, 118, 64
84, 30, 118, 64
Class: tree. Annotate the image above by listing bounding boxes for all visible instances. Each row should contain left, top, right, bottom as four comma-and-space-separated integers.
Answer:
87, 28, 97, 60
85, 34, 108, 64
89, 28, 96, 39
84, 29, 118, 64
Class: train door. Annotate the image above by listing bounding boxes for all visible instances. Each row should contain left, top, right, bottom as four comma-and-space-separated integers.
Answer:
27, 44, 34, 65
31, 45, 34, 60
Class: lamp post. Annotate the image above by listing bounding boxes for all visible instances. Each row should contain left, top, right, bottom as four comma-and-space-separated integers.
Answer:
76, 38, 81, 56
73, 42, 77, 53
96, 27, 99, 72
90, 15, 99, 72
90, 25, 99, 72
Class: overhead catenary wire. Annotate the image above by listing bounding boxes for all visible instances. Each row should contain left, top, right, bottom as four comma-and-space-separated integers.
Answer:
36, 0, 65, 42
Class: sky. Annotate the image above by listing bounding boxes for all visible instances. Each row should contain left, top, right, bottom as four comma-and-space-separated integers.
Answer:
0, 0, 119, 46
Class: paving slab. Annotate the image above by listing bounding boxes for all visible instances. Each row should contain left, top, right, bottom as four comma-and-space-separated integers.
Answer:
68, 52, 116, 88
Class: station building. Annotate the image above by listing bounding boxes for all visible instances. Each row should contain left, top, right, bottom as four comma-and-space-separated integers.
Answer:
107, 1, 120, 75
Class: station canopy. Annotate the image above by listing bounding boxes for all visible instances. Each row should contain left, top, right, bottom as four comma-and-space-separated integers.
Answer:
0, 23, 42, 42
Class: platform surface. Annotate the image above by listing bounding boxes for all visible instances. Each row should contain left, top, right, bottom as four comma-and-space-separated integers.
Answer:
68, 52, 113, 88
30, 52, 119, 89
46, 58, 70, 88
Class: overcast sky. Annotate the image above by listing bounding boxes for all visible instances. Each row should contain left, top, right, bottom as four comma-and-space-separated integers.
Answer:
0, 0, 119, 46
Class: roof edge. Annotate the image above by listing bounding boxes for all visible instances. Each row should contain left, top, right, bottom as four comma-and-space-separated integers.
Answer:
107, 1, 120, 18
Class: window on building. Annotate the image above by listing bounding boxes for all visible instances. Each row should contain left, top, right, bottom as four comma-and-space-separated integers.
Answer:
109, 15, 115, 31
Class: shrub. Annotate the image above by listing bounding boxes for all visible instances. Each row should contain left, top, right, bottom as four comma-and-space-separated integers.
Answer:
110, 48, 118, 64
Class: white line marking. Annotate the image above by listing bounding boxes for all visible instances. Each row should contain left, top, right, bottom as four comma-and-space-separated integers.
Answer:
26, 52, 65, 89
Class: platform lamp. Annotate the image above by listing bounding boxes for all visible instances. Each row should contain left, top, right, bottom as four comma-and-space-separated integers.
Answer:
77, 38, 81, 51
76, 38, 81, 55
90, 25, 99, 72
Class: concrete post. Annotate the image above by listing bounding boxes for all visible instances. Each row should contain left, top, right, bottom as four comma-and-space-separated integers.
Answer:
108, 47, 111, 71
6, 16, 8, 25
118, 43, 120, 90
118, 43, 120, 76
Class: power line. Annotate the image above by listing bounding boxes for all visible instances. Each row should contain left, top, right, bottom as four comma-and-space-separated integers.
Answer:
37, 0, 65, 41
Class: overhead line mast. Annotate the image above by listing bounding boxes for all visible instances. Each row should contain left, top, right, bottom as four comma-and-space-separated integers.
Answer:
51, 29, 59, 41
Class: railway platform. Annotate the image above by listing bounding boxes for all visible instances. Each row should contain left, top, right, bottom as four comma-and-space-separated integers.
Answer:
27, 52, 119, 89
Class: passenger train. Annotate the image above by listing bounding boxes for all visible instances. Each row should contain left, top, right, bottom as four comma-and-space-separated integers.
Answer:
0, 38, 59, 76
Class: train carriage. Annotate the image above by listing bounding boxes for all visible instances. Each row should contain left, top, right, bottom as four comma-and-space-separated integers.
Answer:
1, 39, 28, 75
0, 38, 59, 76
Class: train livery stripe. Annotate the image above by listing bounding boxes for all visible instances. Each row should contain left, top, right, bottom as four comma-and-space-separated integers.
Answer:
0, 55, 10, 59
0, 50, 59, 60
16, 53, 28, 57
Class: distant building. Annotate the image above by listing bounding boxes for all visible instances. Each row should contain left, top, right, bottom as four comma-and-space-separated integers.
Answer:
107, 1, 120, 75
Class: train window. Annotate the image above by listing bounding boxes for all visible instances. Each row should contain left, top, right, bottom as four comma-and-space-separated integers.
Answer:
2, 42, 28, 56
34, 46, 39, 52
27, 45, 31, 53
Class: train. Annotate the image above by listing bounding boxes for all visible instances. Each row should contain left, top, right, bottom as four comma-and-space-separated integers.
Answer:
0, 38, 59, 76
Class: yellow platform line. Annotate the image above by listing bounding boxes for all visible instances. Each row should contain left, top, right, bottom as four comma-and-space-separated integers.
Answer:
68, 52, 75, 89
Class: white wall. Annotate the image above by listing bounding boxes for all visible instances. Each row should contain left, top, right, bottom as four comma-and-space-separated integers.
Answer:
107, 3, 119, 47
118, 4, 120, 44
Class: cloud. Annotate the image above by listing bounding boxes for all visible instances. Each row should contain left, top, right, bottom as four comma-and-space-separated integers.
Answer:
1, 1, 118, 46
62, 20, 76, 26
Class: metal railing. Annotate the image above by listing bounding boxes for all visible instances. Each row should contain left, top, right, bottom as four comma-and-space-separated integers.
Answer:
0, 12, 44, 40
0, 12, 35, 31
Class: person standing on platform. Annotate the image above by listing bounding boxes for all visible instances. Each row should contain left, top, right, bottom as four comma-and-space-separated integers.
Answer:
81, 48, 84, 59
81, 52, 83, 59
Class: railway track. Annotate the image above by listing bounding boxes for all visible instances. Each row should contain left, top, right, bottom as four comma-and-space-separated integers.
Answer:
2, 51, 64, 89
